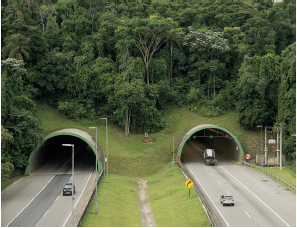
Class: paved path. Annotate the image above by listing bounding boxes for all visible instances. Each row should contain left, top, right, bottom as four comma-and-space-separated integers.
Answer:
138, 180, 156, 227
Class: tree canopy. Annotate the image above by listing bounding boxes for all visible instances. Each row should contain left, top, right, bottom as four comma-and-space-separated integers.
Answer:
1, 1, 296, 168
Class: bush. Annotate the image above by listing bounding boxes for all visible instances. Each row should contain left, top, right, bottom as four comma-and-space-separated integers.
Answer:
58, 100, 96, 120
1, 162, 14, 180
186, 87, 205, 111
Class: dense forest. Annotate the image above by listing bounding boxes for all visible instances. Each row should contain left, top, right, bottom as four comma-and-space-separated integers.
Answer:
1, 0, 296, 174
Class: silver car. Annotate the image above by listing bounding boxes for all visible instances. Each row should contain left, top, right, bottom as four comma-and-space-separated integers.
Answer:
220, 195, 234, 206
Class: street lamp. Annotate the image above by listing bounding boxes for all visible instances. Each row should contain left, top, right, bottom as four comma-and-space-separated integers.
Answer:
101, 118, 108, 183
89, 127, 98, 215
172, 135, 174, 167
62, 144, 74, 227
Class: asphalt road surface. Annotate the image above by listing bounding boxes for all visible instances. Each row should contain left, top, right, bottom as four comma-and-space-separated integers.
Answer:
182, 139, 296, 227
2, 145, 96, 227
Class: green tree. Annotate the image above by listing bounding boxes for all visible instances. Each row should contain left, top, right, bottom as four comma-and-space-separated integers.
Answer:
116, 14, 179, 84
236, 54, 281, 129
2, 33, 31, 61
241, 17, 276, 56
1, 58, 43, 168
277, 42, 296, 159
38, 4, 57, 33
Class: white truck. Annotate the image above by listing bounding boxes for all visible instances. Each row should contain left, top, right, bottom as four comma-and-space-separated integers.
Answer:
202, 149, 218, 165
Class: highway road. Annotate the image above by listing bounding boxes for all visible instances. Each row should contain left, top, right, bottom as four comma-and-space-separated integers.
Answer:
2, 145, 97, 227
182, 139, 296, 227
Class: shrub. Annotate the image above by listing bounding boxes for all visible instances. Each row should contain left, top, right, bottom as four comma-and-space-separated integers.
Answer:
1, 162, 14, 180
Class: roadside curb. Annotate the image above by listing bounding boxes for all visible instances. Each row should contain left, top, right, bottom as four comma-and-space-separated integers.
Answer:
74, 171, 103, 227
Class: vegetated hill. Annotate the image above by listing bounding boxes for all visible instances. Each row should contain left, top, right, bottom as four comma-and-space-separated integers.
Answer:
1, 1, 295, 174
36, 103, 261, 177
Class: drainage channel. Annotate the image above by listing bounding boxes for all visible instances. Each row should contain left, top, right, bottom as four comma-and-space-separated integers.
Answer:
138, 180, 156, 227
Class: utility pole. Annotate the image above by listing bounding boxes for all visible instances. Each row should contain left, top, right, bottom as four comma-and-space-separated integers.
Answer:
279, 123, 284, 170
276, 126, 279, 166
264, 126, 268, 166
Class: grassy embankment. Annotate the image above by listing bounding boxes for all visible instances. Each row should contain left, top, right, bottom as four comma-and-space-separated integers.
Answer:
2, 104, 295, 226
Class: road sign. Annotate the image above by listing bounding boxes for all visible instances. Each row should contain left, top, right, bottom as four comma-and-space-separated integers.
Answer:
245, 154, 251, 160
184, 179, 194, 189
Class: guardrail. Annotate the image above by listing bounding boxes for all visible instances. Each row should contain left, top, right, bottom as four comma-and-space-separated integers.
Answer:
242, 161, 296, 190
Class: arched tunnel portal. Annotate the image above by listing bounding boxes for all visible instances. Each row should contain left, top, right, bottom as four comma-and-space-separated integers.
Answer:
25, 128, 103, 175
177, 124, 245, 162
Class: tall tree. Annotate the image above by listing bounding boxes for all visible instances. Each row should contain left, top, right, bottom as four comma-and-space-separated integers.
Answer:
116, 14, 179, 84
2, 33, 31, 61
1, 58, 43, 168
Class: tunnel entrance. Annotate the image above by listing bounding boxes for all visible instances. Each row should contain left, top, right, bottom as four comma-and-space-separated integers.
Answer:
25, 128, 103, 175
177, 124, 244, 162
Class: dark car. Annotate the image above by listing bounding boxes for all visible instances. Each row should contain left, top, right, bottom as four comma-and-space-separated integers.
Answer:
63, 183, 75, 196
220, 195, 234, 206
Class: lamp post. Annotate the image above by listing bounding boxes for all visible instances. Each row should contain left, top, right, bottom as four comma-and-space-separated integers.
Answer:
172, 135, 174, 167
101, 118, 108, 183
62, 144, 74, 227
89, 127, 98, 215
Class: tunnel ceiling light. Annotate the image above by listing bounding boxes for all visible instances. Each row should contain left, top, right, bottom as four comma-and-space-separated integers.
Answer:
62, 144, 73, 147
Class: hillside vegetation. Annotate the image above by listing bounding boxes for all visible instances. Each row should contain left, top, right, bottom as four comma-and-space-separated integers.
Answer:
1, 1, 295, 186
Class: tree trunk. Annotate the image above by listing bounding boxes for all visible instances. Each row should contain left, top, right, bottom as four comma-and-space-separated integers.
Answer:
214, 73, 216, 99
146, 63, 150, 85
125, 109, 129, 135
170, 41, 173, 87
125, 108, 131, 135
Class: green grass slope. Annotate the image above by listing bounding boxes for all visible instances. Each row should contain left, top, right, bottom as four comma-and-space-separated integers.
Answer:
33, 104, 294, 226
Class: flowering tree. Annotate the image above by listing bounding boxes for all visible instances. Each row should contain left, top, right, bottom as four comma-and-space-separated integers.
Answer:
180, 27, 230, 98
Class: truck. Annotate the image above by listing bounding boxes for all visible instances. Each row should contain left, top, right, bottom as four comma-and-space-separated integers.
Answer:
202, 149, 218, 165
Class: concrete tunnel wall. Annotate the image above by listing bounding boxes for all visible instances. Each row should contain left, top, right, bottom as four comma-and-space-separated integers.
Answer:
25, 128, 103, 175
177, 124, 244, 162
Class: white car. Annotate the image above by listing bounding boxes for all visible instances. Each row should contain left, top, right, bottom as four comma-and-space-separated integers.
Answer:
220, 195, 234, 206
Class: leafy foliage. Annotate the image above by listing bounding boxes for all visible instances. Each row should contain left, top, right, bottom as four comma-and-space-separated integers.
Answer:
1, 58, 43, 168
1, 1, 296, 165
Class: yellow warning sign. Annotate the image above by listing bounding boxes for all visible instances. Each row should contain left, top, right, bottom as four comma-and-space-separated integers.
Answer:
184, 179, 194, 189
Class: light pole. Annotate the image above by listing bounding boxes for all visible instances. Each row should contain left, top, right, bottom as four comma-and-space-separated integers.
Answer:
172, 135, 174, 167
89, 127, 98, 215
101, 118, 108, 183
62, 144, 74, 227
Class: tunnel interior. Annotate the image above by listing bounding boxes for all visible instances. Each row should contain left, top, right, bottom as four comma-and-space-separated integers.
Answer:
178, 125, 244, 163
26, 133, 102, 175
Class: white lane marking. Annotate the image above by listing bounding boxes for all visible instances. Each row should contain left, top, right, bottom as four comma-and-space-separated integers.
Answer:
217, 181, 221, 185
227, 191, 230, 195
245, 211, 251, 218
204, 167, 207, 170
55, 196, 59, 202
186, 163, 229, 227
210, 173, 213, 176
63, 172, 93, 227
7, 175, 55, 226
43, 209, 49, 217
220, 165, 290, 227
